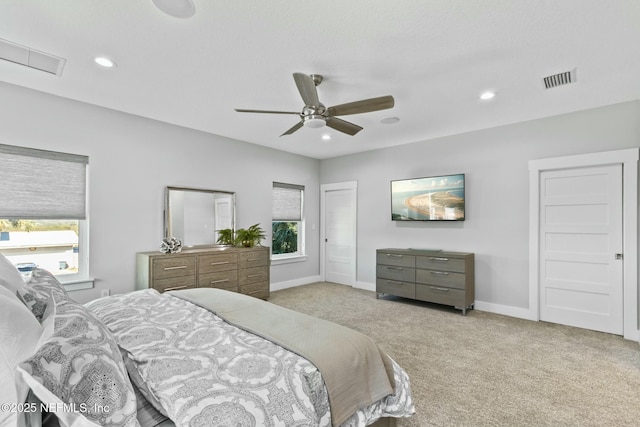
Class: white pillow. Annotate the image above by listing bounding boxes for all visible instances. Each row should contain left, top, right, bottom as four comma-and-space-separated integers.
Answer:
0, 252, 24, 294
0, 283, 20, 303
17, 293, 139, 427
0, 293, 42, 427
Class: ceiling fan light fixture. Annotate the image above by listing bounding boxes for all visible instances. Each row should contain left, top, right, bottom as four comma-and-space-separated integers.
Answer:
152, 0, 195, 18
304, 115, 326, 128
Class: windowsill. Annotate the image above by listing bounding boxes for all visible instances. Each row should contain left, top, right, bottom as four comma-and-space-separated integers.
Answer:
59, 277, 95, 292
271, 255, 308, 265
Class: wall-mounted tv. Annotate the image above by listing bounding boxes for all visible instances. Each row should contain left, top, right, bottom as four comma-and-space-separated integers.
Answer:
391, 173, 465, 221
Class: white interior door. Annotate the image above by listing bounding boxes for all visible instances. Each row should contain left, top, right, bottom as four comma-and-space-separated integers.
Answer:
321, 182, 357, 285
539, 164, 623, 334
214, 197, 233, 242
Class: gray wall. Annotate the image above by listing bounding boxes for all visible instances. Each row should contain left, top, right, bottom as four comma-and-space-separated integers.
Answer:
0, 82, 321, 302
2, 79, 639, 314
320, 100, 640, 311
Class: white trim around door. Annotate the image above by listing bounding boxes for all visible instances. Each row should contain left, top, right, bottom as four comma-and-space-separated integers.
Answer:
529, 148, 638, 341
320, 181, 358, 285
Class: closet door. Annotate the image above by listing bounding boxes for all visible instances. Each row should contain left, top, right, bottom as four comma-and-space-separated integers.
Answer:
539, 164, 623, 334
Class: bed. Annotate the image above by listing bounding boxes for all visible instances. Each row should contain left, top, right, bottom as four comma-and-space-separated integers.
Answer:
0, 253, 414, 427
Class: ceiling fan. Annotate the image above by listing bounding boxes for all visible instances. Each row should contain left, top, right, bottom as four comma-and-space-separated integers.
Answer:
235, 73, 395, 137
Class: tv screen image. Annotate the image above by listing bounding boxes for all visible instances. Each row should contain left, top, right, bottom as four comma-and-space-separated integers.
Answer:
391, 174, 465, 221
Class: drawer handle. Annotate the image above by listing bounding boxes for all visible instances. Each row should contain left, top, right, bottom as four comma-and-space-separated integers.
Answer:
386, 280, 403, 286
247, 258, 260, 262
210, 279, 230, 284
247, 274, 262, 278
164, 285, 188, 291
386, 254, 403, 258
430, 257, 449, 262
210, 261, 230, 266
386, 266, 404, 271
164, 265, 188, 271
430, 286, 450, 292
430, 271, 449, 276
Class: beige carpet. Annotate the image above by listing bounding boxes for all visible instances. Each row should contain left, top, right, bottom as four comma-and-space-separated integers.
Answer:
268, 282, 640, 427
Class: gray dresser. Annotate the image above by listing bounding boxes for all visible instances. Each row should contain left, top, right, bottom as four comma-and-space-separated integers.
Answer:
376, 248, 475, 315
136, 246, 270, 300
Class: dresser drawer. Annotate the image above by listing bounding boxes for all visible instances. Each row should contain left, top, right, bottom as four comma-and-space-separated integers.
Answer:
137, 248, 271, 300
239, 266, 269, 286
416, 284, 466, 307
416, 255, 466, 273
376, 265, 416, 283
199, 271, 238, 290
152, 256, 196, 280
153, 275, 195, 293
416, 268, 466, 289
199, 252, 237, 274
239, 281, 269, 300
376, 279, 416, 299
376, 252, 416, 268
375, 248, 474, 315
239, 250, 269, 268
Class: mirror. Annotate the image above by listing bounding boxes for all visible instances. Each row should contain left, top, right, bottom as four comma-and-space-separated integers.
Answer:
164, 186, 235, 247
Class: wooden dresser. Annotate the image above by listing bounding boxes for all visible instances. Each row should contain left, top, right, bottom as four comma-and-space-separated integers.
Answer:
376, 248, 474, 315
136, 246, 270, 300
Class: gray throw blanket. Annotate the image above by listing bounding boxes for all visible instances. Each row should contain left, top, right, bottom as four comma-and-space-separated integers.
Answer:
171, 287, 395, 426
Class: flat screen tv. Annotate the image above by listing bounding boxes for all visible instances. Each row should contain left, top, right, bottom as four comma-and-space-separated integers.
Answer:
391, 174, 465, 221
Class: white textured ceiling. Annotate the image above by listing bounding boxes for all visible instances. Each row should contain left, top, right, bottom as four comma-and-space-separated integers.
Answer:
1, 1, 639, 159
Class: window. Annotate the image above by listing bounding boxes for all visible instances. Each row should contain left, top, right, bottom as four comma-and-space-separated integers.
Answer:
0, 144, 89, 285
272, 182, 304, 260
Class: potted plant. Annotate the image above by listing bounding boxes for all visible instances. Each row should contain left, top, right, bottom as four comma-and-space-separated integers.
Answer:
216, 228, 235, 246
235, 223, 266, 247
216, 224, 265, 247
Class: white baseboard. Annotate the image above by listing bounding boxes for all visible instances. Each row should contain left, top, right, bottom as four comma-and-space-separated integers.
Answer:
270, 275, 322, 292
473, 300, 537, 321
353, 281, 376, 292
271, 279, 640, 342
350, 281, 537, 321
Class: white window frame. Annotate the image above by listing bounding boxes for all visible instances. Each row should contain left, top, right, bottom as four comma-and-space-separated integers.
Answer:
272, 182, 306, 264
0, 144, 93, 290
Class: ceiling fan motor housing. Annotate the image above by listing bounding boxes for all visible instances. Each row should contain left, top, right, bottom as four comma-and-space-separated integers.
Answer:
304, 115, 326, 128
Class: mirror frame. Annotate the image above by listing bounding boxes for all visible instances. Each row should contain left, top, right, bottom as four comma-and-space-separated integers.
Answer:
164, 186, 236, 248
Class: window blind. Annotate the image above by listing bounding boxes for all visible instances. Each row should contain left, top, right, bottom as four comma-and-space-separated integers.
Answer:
0, 144, 88, 219
272, 182, 304, 221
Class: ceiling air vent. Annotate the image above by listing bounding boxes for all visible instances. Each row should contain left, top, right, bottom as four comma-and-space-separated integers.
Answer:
0, 38, 66, 76
543, 69, 576, 89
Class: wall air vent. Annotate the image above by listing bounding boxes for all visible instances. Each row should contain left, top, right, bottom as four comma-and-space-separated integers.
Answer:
543, 69, 576, 89
0, 38, 66, 76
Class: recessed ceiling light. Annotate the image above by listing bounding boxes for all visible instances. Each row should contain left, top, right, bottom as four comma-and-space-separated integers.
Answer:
322, 134, 331, 141
152, 0, 196, 18
94, 57, 115, 68
480, 91, 496, 100
380, 117, 400, 125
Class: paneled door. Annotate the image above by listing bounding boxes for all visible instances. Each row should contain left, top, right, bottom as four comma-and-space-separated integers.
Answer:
539, 164, 623, 334
321, 181, 357, 285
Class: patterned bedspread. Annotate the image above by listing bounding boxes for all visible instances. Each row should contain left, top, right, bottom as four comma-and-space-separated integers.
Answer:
86, 289, 413, 426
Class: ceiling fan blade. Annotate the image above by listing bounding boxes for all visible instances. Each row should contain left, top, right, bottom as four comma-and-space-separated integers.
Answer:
235, 108, 300, 115
327, 95, 395, 116
293, 73, 321, 107
325, 117, 363, 136
280, 121, 304, 136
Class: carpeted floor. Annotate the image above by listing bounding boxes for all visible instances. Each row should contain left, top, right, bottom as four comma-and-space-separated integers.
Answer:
268, 282, 640, 427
